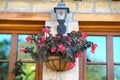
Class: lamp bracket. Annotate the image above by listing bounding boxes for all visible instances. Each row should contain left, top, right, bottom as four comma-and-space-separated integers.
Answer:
57, 20, 66, 36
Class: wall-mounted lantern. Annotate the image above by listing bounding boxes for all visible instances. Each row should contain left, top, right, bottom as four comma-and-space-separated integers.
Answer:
54, 0, 69, 35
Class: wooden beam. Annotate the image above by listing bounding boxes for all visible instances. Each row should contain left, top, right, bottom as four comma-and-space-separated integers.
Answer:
112, 0, 120, 1
74, 14, 120, 22
79, 22, 120, 32
0, 60, 9, 62
0, 12, 50, 21
0, 12, 120, 22
0, 20, 45, 33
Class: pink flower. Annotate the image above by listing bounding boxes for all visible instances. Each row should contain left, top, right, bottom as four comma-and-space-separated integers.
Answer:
76, 52, 82, 58
82, 32, 87, 40
26, 36, 32, 42
91, 43, 97, 53
54, 36, 57, 39
41, 36, 46, 42
42, 27, 50, 33
51, 47, 56, 53
58, 44, 66, 52
39, 44, 44, 48
67, 62, 75, 68
67, 35, 71, 40
37, 39, 40, 43
20, 46, 26, 53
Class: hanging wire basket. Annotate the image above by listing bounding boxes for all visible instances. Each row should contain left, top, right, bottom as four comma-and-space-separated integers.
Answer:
45, 56, 73, 71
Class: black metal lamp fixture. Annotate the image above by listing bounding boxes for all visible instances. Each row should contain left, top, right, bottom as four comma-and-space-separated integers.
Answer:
54, 0, 70, 35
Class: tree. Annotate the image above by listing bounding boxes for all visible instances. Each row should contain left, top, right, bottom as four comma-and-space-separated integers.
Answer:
0, 39, 10, 80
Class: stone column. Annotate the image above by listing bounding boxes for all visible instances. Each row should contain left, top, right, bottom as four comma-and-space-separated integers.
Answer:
43, 12, 79, 80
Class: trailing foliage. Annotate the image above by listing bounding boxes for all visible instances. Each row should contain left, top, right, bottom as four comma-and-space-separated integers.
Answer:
12, 60, 26, 80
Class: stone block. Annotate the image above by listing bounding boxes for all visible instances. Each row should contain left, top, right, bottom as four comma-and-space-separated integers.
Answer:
95, 2, 110, 13
48, 0, 61, 2
59, 59, 79, 80
43, 63, 58, 80
77, 2, 94, 13
45, 21, 58, 35
83, 0, 111, 2
65, 2, 77, 11
111, 2, 120, 13
66, 12, 74, 21
7, 0, 31, 12
33, 2, 57, 12
67, 21, 79, 33
0, 0, 5, 11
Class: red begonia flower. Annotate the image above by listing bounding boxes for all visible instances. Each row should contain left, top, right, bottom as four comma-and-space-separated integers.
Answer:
58, 44, 66, 52
51, 47, 56, 53
41, 36, 46, 42
91, 43, 97, 53
42, 27, 50, 33
26, 36, 32, 42
20, 46, 26, 53
67, 62, 75, 68
82, 32, 87, 39
67, 35, 71, 40
37, 39, 40, 43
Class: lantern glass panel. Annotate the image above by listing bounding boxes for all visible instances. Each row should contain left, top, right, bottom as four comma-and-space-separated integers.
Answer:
56, 9, 67, 20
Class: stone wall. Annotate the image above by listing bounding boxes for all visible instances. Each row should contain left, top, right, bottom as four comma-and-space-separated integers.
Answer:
0, 0, 119, 80
0, 0, 120, 13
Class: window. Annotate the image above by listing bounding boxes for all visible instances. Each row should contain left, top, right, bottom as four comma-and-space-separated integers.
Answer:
86, 36, 107, 80
79, 21, 120, 80
0, 34, 11, 80
0, 17, 45, 80
17, 34, 36, 80
113, 37, 120, 80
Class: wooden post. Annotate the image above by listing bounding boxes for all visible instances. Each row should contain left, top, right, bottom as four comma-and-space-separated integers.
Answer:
8, 34, 18, 80
107, 36, 114, 80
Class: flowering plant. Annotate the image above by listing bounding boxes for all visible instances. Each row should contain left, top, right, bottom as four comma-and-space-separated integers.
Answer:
20, 27, 97, 68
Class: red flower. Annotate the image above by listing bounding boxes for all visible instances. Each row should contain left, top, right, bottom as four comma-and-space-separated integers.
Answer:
82, 32, 87, 40
76, 52, 82, 58
67, 62, 75, 68
37, 39, 40, 43
51, 47, 56, 53
67, 35, 71, 40
91, 43, 97, 53
26, 36, 32, 42
39, 44, 44, 48
41, 36, 46, 42
42, 27, 50, 33
58, 44, 66, 52
20, 46, 26, 53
